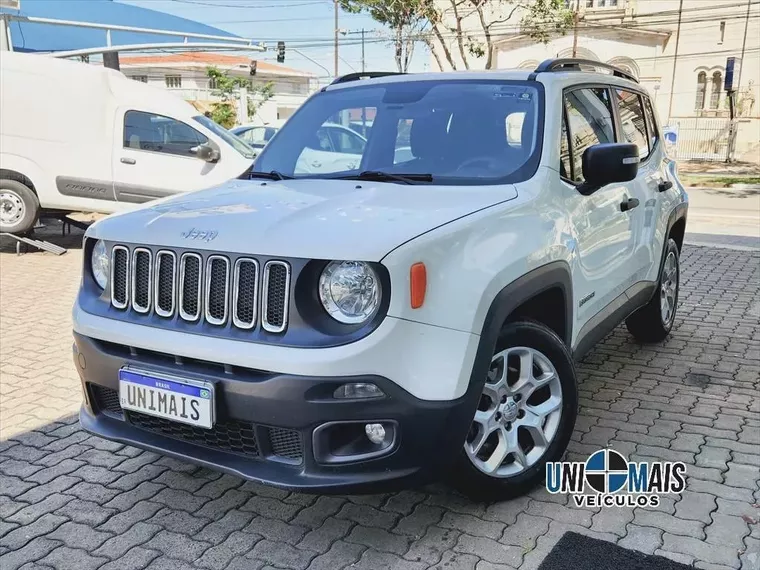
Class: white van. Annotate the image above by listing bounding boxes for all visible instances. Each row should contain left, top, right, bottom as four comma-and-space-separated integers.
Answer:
0, 52, 256, 234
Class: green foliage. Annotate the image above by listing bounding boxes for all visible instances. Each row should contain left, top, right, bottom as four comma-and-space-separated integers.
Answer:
521, 0, 574, 44
205, 66, 274, 129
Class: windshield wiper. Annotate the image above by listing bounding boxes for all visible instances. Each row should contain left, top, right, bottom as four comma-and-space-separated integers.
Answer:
335, 171, 434, 184
248, 170, 293, 181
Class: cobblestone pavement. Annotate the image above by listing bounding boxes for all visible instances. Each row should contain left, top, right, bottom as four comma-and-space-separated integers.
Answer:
1, 223, 759, 570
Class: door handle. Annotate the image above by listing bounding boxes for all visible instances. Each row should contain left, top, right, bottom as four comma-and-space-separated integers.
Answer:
658, 180, 673, 192
620, 198, 640, 212
311, 161, 322, 168
120, 157, 136, 165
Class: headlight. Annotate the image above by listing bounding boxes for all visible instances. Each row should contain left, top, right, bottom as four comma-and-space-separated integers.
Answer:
318, 261, 381, 324
91, 239, 109, 289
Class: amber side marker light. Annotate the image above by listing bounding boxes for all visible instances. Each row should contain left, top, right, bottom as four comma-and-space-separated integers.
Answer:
410, 262, 427, 309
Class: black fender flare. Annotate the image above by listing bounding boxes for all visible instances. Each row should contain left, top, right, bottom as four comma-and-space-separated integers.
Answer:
463, 261, 573, 401
656, 201, 688, 284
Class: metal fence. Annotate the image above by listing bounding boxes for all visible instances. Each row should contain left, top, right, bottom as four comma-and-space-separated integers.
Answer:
671, 117, 737, 162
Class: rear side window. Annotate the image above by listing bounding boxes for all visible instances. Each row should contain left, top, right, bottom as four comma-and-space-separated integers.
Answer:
124, 111, 208, 157
615, 90, 649, 159
562, 87, 615, 183
643, 96, 660, 152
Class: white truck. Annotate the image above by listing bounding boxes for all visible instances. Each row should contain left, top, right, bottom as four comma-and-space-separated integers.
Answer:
73, 61, 688, 500
0, 52, 256, 235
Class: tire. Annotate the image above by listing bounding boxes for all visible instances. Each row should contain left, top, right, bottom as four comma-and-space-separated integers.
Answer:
625, 238, 680, 343
0, 179, 39, 235
449, 320, 578, 502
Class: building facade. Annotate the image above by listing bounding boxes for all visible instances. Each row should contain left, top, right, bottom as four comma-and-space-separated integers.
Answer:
431, 0, 760, 162
119, 52, 317, 126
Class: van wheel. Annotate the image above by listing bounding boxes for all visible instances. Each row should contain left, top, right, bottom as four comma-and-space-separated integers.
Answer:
625, 238, 680, 343
450, 320, 578, 502
0, 179, 39, 235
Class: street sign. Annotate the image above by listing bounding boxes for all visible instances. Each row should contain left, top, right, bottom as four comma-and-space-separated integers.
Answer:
724, 57, 741, 92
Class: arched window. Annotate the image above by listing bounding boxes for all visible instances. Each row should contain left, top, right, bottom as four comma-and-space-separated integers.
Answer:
695, 71, 707, 110
710, 71, 722, 109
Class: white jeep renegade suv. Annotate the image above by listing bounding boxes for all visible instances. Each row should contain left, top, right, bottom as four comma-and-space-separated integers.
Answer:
73, 60, 688, 500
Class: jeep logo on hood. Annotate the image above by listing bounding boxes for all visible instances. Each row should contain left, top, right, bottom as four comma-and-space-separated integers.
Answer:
181, 228, 218, 242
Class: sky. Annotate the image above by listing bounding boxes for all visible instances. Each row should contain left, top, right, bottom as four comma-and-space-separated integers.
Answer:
121, 0, 433, 80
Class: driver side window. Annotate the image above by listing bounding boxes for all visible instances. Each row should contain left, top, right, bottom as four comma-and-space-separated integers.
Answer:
561, 88, 615, 183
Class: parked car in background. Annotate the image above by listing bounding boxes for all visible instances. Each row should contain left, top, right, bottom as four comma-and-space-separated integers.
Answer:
230, 121, 284, 155
0, 51, 256, 235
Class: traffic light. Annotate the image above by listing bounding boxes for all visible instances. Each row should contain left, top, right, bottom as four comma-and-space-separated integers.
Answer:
277, 41, 285, 63
250, 60, 257, 76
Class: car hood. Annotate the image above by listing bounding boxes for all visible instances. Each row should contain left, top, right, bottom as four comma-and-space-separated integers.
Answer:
90, 179, 518, 261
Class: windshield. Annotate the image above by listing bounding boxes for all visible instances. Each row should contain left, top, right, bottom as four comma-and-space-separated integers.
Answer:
193, 115, 257, 160
253, 80, 543, 185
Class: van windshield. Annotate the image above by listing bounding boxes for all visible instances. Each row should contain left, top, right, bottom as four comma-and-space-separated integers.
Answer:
193, 115, 257, 160
252, 80, 543, 185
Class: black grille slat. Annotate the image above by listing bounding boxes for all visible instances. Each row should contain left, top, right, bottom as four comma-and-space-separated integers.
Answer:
111, 247, 129, 309
155, 252, 176, 317
180, 254, 201, 321
206, 257, 229, 325
89, 384, 123, 417
262, 261, 290, 333
267, 427, 303, 463
233, 259, 258, 329
132, 249, 151, 313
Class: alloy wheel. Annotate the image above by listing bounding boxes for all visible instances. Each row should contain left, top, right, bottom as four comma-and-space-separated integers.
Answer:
465, 346, 563, 478
660, 251, 678, 325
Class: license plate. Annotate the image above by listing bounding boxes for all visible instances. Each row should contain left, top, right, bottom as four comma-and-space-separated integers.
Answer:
119, 369, 214, 429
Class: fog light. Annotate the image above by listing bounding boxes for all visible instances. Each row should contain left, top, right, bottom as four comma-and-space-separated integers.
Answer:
365, 423, 386, 444
334, 383, 384, 399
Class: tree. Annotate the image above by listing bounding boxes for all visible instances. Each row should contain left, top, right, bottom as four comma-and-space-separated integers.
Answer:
205, 66, 274, 129
427, 0, 573, 70
338, 0, 428, 73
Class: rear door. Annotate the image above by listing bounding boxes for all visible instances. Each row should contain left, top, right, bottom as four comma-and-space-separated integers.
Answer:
560, 86, 639, 325
113, 109, 224, 205
612, 89, 661, 283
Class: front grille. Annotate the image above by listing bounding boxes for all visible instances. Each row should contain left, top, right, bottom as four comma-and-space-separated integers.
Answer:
90, 383, 123, 417
262, 261, 290, 333
88, 384, 303, 463
111, 247, 129, 309
267, 427, 303, 462
155, 251, 176, 317
109, 245, 290, 333
179, 253, 202, 321
131, 248, 152, 313
128, 411, 260, 458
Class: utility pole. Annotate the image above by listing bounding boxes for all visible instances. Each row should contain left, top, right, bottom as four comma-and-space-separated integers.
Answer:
666, 0, 684, 122
736, 0, 751, 93
571, 0, 580, 57
361, 28, 365, 73
334, 0, 339, 77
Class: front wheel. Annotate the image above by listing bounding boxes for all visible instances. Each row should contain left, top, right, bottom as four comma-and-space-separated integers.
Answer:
449, 320, 578, 502
0, 179, 39, 235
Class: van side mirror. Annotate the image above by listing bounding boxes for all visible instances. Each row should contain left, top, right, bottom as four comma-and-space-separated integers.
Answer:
192, 144, 220, 163
578, 143, 639, 196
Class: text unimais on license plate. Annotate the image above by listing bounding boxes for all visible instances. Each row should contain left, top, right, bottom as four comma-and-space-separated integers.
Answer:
124, 383, 202, 422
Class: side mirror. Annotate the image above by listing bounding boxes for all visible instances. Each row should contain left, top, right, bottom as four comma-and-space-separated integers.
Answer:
578, 143, 639, 195
192, 144, 221, 163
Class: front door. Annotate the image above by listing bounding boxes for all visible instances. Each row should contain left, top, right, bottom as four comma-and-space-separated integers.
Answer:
560, 87, 640, 329
112, 109, 222, 204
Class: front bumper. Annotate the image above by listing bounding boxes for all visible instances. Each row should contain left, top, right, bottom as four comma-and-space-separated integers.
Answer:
74, 333, 480, 493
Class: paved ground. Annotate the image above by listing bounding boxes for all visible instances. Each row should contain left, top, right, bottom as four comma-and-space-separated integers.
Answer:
1, 221, 759, 570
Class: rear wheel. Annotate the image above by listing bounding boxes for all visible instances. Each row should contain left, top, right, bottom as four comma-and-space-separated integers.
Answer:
625, 238, 680, 343
450, 320, 578, 501
0, 179, 39, 235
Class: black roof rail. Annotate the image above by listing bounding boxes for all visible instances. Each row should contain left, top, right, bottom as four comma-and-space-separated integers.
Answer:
329, 71, 406, 86
530, 58, 639, 84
